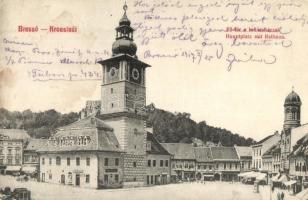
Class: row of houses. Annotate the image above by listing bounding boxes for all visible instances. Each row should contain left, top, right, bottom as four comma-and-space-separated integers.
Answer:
0, 122, 254, 189
246, 90, 308, 195
0, 129, 46, 175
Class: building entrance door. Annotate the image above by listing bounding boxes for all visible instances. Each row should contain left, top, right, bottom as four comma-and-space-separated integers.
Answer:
61, 174, 65, 184
41, 173, 45, 182
75, 174, 80, 186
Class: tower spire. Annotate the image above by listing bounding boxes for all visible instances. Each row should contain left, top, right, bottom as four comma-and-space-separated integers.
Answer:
112, 2, 137, 56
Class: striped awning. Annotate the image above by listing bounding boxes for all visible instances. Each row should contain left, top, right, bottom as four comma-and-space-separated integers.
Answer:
5, 166, 21, 171
22, 166, 37, 173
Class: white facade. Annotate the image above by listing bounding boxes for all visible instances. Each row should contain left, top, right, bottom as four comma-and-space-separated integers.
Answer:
252, 133, 280, 171
40, 153, 98, 189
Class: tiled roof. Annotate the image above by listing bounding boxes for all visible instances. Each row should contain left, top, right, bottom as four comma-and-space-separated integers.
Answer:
234, 146, 252, 158
254, 133, 277, 145
262, 144, 280, 157
161, 143, 195, 160
57, 116, 113, 131
291, 133, 308, 156
194, 147, 213, 162
24, 139, 48, 151
146, 133, 170, 155
38, 117, 121, 153
0, 129, 30, 140
211, 147, 239, 161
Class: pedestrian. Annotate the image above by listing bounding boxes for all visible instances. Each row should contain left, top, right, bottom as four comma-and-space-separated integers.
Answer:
277, 192, 281, 200
281, 192, 284, 200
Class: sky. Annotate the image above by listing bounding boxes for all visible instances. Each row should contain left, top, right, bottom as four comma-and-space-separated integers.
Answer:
1, 0, 308, 141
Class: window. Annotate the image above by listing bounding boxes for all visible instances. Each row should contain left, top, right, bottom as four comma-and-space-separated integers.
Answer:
151, 175, 153, 184
160, 160, 164, 167
148, 160, 151, 167
86, 157, 90, 166
229, 163, 232, 169
115, 174, 119, 183
111, 103, 114, 108
7, 158, 12, 165
133, 162, 137, 167
86, 175, 90, 183
235, 164, 238, 169
56, 156, 61, 165
115, 158, 119, 166
259, 160, 261, 168
111, 88, 113, 94
76, 157, 80, 166
146, 142, 151, 151
0, 159, 3, 165
165, 160, 169, 167
153, 160, 156, 167
224, 163, 226, 169
8, 148, 12, 155
42, 158, 45, 165
242, 163, 244, 169
49, 174, 52, 180
104, 158, 108, 166
0, 148, 3, 155
147, 175, 149, 184
67, 158, 70, 166
49, 157, 52, 165
209, 165, 212, 170
15, 158, 20, 165
15, 147, 21, 154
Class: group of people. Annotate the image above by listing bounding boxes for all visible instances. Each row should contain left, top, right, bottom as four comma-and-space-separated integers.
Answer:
276, 191, 285, 200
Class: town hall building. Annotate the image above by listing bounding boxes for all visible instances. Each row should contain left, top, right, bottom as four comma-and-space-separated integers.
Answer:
38, 3, 152, 188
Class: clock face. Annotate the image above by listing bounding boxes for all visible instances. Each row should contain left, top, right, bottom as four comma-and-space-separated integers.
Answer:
109, 67, 117, 78
132, 68, 140, 80
107, 66, 120, 83
130, 67, 141, 84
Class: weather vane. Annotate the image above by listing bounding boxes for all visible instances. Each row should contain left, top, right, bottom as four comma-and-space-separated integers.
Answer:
123, 1, 128, 14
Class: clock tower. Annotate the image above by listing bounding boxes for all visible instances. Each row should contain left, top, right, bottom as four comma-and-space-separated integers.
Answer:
98, 3, 150, 187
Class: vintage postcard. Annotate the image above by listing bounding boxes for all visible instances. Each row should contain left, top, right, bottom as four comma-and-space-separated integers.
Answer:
0, 0, 308, 199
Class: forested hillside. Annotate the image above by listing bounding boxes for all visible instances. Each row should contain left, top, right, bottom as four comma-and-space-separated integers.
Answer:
0, 105, 255, 146
146, 104, 255, 146
0, 108, 79, 138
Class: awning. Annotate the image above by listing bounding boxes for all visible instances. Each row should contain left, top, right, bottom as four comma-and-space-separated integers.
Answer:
240, 171, 266, 179
278, 175, 289, 182
256, 173, 267, 181
271, 174, 280, 182
22, 166, 37, 173
283, 180, 297, 186
5, 166, 21, 171
238, 171, 252, 177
